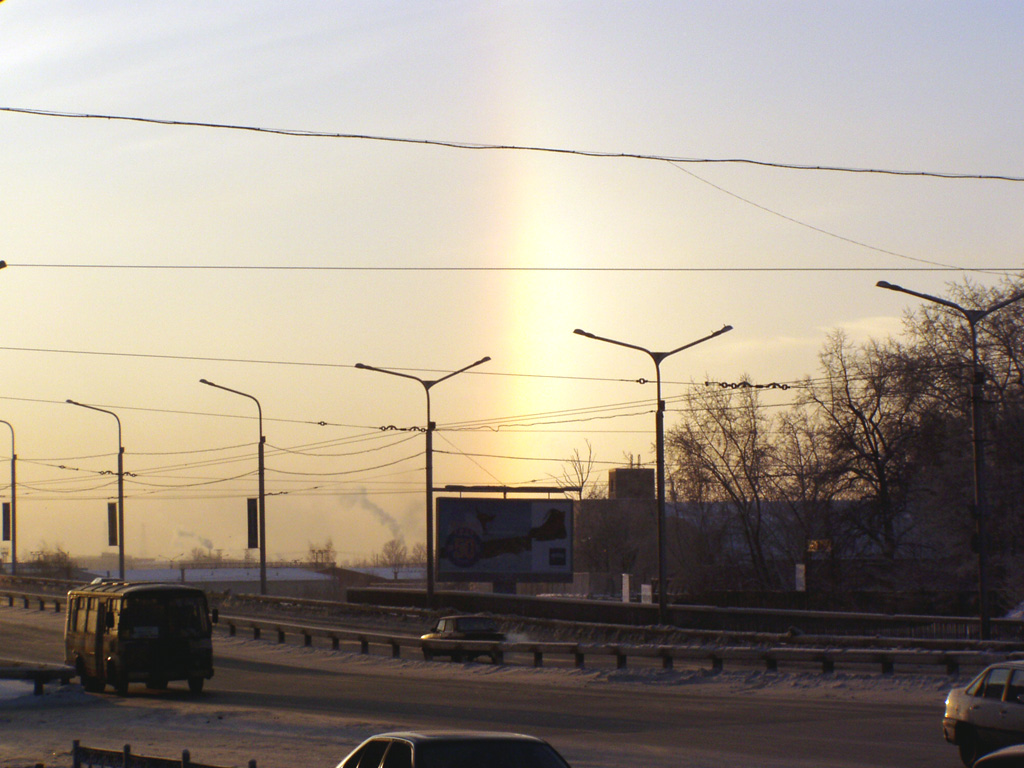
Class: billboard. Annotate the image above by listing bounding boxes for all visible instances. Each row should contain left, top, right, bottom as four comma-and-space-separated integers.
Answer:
436, 497, 573, 582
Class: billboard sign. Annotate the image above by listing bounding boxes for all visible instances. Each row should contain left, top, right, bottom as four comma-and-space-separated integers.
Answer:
436, 497, 573, 582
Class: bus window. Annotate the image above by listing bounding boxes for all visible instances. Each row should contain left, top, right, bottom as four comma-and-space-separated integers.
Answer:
85, 598, 97, 633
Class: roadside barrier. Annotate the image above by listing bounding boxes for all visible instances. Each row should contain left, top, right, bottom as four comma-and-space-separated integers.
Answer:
72, 741, 255, 768
2, 586, 1018, 677
0, 662, 74, 695
216, 612, 1013, 676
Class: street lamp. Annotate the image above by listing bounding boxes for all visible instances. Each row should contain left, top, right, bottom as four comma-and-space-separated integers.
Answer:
877, 280, 1024, 640
200, 379, 267, 595
574, 325, 733, 623
0, 421, 15, 575
355, 356, 491, 605
66, 400, 125, 579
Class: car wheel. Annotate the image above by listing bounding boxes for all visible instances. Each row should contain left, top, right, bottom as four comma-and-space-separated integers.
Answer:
956, 726, 981, 767
188, 677, 205, 695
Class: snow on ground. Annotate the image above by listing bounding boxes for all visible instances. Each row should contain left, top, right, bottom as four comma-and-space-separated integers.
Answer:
1, 603, 962, 768
1, 632, 957, 768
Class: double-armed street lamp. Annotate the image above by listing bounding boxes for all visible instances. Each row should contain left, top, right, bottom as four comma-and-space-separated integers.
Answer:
355, 356, 491, 605
66, 400, 125, 579
877, 280, 1024, 640
0, 420, 15, 575
574, 325, 733, 624
200, 379, 267, 595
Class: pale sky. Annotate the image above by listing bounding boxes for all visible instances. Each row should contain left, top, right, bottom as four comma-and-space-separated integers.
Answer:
1, 1, 1022, 564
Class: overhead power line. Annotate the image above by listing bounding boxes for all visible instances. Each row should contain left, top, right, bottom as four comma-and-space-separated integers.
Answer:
10, 264, 1021, 273
3, 106, 1022, 182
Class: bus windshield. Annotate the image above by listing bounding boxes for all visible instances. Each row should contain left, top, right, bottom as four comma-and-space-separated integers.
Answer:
122, 593, 210, 639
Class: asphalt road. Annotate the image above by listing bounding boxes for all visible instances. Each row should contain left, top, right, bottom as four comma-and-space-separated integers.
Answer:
0, 603, 959, 768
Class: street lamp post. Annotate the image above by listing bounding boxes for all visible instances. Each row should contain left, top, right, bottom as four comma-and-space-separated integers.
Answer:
355, 356, 491, 605
200, 379, 267, 595
574, 325, 733, 624
0, 421, 15, 575
877, 281, 1024, 640
66, 400, 125, 579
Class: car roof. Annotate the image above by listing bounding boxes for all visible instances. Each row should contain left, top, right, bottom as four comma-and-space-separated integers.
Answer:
366, 731, 546, 745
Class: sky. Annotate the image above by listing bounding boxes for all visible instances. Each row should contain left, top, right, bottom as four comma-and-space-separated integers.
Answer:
1, 1, 1022, 565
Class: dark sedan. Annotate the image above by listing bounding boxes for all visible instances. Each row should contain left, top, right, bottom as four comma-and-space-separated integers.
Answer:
335, 731, 571, 768
420, 615, 505, 663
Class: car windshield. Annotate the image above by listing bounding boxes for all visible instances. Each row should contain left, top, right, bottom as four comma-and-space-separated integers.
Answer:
416, 740, 568, 768
455, 618, 496, 632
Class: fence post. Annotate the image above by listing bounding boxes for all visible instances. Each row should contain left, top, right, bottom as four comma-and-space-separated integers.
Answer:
123, 744, 131, 768
72, 740, 81, 768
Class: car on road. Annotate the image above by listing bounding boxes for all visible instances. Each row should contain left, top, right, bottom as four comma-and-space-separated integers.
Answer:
973, 744, 1024, 767
335, 731, 571, 768
944, 661, 1024, 766
420, 615, 505, 663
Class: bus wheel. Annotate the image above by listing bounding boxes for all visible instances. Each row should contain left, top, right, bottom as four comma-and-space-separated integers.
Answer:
187, 677, 204, 695
82, 674, 103, 693
78, 661, 103, 693
109, 666, 129, 696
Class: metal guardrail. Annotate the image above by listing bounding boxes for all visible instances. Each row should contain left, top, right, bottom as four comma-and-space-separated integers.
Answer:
0, 662, 74, 695
1, 586, 1017, 677
1, 589, 64, 612
217, 612, 1013, 676
72, 741, 255, 768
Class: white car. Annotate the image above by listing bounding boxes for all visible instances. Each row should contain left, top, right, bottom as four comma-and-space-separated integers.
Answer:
944, 661, 1024, 766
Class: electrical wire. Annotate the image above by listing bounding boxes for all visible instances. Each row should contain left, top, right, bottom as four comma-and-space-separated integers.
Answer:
4, 107, 1022, 182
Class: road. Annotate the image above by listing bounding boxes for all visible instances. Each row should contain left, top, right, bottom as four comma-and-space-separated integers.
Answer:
0, 603, 959, 768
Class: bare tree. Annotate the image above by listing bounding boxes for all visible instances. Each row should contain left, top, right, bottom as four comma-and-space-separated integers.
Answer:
553, 440, 603, 499
667, 379, 782, 588
378, 538, 408, 579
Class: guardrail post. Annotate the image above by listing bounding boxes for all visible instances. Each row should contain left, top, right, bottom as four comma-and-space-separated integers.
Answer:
711, 655, 723, 672
331, 636, 340, 651
615, 651, 626, 670
946, 657, 960, 676
123, 744, 131, 768
182, 749, 191, 767
33, 674, 44, 696
360, 638, 369, 654
248, 760, 257, 768
22, 596, 29, 608
38, 598, 46, 611
54, 599, 62, 613
533, 650, 543, 668
277, 629, 286, 644
574, 650, 585, 669
304, 633, 312, 647
881, 658, 894, 676
72, 740, 81, 768
6, 595, 12, 607
252, 626, 260, 640
821, 656, 835, 674
391, 642, 401, 659
228, 623, 237, 637
661, 652, 673, 671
